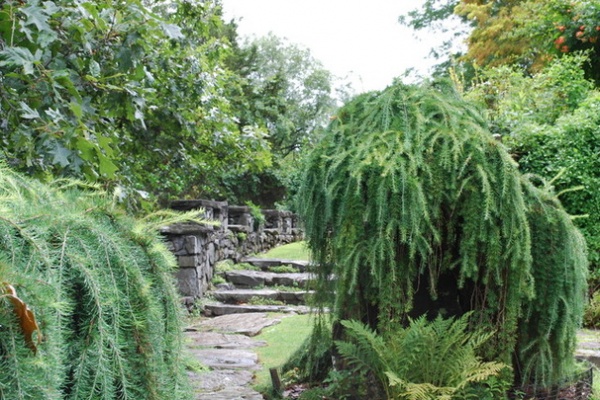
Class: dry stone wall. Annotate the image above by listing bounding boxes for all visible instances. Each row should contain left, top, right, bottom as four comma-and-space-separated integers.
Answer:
160, 200, 303, 303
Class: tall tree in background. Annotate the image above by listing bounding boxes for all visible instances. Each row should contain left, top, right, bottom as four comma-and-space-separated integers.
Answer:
218, 31, 339, 207
401, 0, 600, 83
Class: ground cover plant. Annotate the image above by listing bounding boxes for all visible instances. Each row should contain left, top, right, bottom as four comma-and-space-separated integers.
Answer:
294, 80, 588, 397
0, 165, 193, 399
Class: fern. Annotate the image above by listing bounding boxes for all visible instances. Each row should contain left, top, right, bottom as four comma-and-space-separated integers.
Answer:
335, 314, 507, 400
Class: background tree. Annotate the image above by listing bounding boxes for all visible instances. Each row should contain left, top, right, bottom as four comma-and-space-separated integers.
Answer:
401, 0, 600, 83
0, 0, 272, 208
403, 0, 600, 305
296, 80, 587, 391
217, 31, 339, 207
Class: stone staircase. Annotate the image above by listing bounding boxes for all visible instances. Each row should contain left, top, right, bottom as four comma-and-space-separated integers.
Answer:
203, 258, 316, 317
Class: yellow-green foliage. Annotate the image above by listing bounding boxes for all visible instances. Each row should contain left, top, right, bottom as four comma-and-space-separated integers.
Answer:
297, 80, 588, 388
0, 166, 191, 399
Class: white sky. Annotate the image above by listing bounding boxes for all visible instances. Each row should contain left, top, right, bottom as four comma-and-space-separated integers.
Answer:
220, 0, 446, 94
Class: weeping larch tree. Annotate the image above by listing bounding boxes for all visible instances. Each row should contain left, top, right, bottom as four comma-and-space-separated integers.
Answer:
0, 166, 192, 399
297, 80, 587, 388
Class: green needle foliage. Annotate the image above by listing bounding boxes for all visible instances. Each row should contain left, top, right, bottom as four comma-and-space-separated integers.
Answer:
0, 165, 192, 399
517, 177, 588, 385
296, 80, 588, 389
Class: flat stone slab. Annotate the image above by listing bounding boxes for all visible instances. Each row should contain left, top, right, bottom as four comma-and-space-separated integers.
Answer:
225, 270, 313, 288
204, 303, 311, 317
188, 369, 254, 391
185, 331, 266, 349
196, 385, 263, 400
271, 272, 313, 287
212, 288, 313, 305
242, 257, 309, 272
190, 348, 259, 370
194, 312, 283, 336
225, 270, 269, 287
187, 363, 263, 400
577, 329, 600, 367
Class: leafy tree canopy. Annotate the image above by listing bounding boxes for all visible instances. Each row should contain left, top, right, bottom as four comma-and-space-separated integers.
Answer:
215, 31, 340, 207
466, 54, 600, 283
401, 0, 600, 84
226, 32, 337, 157
0, 0, 271, 207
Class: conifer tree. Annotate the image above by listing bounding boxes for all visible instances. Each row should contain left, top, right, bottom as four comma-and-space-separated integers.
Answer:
297, 80, 587, 388
0, 166, 191, 399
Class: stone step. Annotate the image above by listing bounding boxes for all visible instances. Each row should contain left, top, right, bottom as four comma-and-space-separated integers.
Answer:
189, 348, 259, 370
224, 270, 313, 288
241, 257, 310, 272
212, 288, 312, 305
203, 303, 311, 317
576, 329, 600, 368
188, 370, 263, 400
190, 312, 284, 337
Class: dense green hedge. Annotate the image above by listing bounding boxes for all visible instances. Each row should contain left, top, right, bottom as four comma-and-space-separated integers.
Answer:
0, 166, 190, 399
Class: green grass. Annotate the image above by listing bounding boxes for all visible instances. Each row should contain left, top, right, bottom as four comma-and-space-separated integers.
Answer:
257, 241, 311, 261
253, 313, 314, 392
592, 368, 600, 400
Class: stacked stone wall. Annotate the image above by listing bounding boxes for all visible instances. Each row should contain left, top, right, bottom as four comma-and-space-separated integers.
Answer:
160, 200, 302, 302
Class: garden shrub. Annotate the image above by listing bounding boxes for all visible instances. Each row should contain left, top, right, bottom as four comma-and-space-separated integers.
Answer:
0, 166, 191, 399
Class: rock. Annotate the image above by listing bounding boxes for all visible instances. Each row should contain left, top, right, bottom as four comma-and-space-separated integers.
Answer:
186, 331, 266, 349
194, 312, 282, 336
225, 270, 270, 287
576, 329, 600, 367
195, 385, 263, 400
204, 303, 311, 317
271, 273, 311, 287
189, 348, 259, 370
188, 369, 254, 391
279, 291, 311, 305
215, 282, 235, 290
242, 257, 309, 272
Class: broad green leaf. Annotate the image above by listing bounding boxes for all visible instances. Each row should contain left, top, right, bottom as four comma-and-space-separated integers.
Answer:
19, 102, 40, 120
0, 47, 40, 75
161, 22, 184, 40
20, 3, 52, 33
50, 144, 71, 167
76, 137, 95, 162
97, 135, 114, 157
69, 101, 83, 119
96, 151, 118, 178
88, 60, 100, 77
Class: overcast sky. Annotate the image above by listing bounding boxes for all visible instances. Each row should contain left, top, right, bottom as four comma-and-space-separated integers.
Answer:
220, 1, 446, 94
